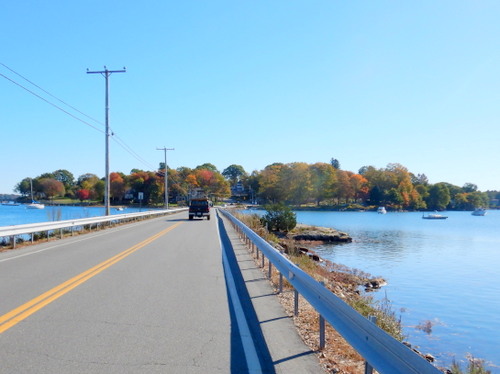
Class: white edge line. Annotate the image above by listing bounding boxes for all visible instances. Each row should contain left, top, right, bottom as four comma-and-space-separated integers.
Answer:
216, 214, 262, 374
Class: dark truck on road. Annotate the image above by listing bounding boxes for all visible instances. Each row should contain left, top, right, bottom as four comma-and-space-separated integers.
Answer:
188, 198, 211, 220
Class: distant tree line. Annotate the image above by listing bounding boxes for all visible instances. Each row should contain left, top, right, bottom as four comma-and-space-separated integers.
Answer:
13, 159, 498, 210
15, 163, 231, 206
235, 159, 495, 211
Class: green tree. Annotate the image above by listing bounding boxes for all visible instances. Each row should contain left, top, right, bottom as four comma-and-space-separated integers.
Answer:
309, 162, 336, 206
195, 163, 219, 173
222, 164, 246, 185
462, 183, 478, 193
387, 188, 404, 209
330, 158, 341, 170
368, 186, 384, 206
15, 178, 32, 196
426, 183, 451, 210
260, 203, 297, 232
52, 169, 75, 196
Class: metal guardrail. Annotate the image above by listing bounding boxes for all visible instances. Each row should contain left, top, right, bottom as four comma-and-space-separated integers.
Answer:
0, 208, 188, 247
220, 209, 442, 374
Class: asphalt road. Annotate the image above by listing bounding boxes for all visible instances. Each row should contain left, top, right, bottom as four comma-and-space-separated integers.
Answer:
0, 209, 321, 373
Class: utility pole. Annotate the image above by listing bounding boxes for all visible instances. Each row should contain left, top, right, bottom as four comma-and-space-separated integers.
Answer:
156, 147, 174, 209
87, 66, 126, 216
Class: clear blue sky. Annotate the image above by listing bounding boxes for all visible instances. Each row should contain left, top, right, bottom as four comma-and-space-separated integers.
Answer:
2, 1, 500, 194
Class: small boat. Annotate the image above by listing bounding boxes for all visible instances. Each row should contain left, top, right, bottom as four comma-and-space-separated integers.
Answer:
422, 211, 448, 220
377, 206, 387, 214
115, 207, 125, 211
471, 208, 487, 216
27, 201, 45, 209
26, 178, 45, 209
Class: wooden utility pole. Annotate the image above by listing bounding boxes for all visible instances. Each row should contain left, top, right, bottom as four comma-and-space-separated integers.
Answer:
157, 147, 174, 209
87, 67, 126, 215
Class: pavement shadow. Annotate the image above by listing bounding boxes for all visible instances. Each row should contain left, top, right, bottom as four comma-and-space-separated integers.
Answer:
217, 215, 276, 373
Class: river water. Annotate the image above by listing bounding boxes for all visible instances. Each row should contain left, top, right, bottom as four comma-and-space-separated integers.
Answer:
2, 205, 499, 370
292, 210, 500, 371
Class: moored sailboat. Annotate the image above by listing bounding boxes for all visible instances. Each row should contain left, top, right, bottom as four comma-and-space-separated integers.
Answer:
26, 178, 44, 209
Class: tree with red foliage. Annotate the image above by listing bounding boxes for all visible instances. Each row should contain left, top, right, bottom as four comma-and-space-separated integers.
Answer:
76, 189, 91, 202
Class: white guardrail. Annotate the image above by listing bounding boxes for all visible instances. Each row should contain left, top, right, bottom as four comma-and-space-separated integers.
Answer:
0, 208, 188, 246
220, 209, 442, 374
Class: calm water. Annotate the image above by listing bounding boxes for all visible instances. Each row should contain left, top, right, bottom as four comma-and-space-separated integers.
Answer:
0, 204, 149, 227
292, 210, 500, 371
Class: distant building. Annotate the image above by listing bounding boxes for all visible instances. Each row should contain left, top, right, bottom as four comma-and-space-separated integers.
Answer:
230, 181, 250, 201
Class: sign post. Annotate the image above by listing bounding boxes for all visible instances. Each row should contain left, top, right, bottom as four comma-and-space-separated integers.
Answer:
138, 192, 144, 211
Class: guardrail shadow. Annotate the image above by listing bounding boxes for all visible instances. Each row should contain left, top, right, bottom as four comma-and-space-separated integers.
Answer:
218, 215, 276, 373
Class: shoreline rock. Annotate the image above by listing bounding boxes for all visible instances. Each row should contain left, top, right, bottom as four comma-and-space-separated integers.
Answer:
290, 223, 353, 243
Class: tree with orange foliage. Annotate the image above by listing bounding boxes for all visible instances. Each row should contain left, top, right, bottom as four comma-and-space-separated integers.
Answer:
39, 178, 65, 200
335, 170, 355, 203
110, 172, 126, 203
350, 173, 369, 203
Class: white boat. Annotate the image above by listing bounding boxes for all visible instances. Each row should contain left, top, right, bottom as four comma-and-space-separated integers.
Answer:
26, 178, 44, 209
27, 202, 45, 209
471, 208, 487, 216
377, 206, 387, 214
422, 211, 447, 220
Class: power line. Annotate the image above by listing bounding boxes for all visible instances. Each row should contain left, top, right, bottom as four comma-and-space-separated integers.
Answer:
0, 71, 105, 134
112, 134, 157, 170
0, 62, 104, 127
0, 64, 161, 173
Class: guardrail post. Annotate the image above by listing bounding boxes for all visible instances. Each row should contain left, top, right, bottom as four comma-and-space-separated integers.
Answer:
11, 236, 16, 249
261, 252, 265, 268
268, 261, 272, 279
319, 282, 326, 350
279, 272, 283, 293
364, 315, 377, 374
294, 289, 299, 316
319, 282, 325, 350
319, 314, 325, 350
256, 248, 259, 260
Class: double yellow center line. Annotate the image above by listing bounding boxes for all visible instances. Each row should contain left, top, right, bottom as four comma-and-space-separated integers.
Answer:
0, 222, 183, 334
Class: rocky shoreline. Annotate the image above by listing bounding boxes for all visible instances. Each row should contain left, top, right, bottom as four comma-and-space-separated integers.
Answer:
290, 223, 353, 243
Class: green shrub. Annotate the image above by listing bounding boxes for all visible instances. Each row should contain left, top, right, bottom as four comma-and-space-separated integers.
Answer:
260, 203, 297, 232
